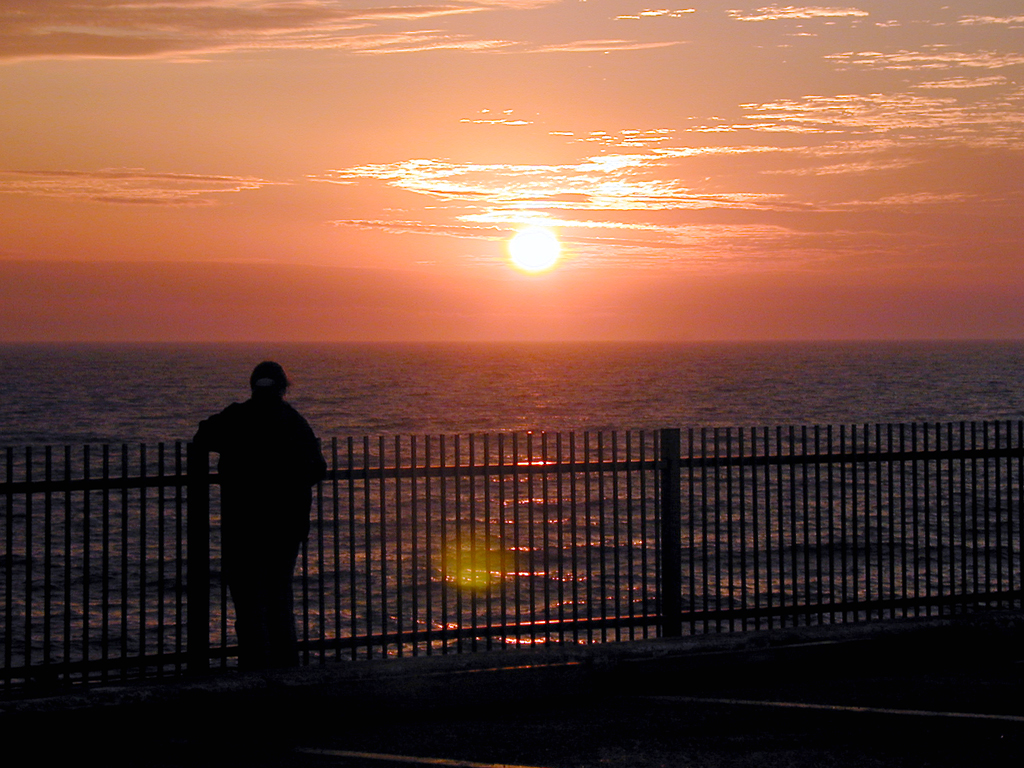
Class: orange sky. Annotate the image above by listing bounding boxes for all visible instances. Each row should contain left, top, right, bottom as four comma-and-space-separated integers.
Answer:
2, 1, 1023, 341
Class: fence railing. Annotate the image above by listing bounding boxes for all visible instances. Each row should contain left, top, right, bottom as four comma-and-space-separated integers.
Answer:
2, 423, 1022, 692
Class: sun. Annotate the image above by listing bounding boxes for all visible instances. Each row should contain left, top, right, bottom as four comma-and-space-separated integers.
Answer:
508, 227, 561, 273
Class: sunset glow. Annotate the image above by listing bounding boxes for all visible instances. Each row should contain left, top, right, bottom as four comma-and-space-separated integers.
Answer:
2, 1, 1024, 341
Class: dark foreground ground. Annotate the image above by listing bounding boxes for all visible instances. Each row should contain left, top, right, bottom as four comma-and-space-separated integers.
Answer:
5, 612, 1024, 767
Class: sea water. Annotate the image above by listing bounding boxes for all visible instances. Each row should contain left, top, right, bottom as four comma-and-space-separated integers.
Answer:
3, 340, 1024, 447
2, 341, 1023, 673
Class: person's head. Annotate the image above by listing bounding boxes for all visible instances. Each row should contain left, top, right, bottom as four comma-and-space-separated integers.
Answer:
249, 361, 289, 399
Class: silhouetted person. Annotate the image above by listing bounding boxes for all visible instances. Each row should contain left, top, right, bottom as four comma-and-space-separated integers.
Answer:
194, 361, 326, 670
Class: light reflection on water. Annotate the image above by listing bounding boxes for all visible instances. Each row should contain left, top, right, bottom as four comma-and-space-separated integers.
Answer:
2, 340, 1024, 447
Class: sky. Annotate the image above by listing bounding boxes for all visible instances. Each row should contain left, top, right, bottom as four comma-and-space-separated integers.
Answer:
1, 1, 1023, 342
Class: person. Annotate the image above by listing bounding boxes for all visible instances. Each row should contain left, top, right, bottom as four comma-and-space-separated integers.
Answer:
193, 361, 327, 670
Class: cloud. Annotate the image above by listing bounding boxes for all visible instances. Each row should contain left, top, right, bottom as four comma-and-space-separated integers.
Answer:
460, 109, 532, 125
0, 0, 550, 62
826, 48, 1024, 70
914, 76, 1010, 89
764, 158, 922, 176
958, 15, 1024, 26
312, 155, 775, 215
570, 128, 677, 148
727, 6, 869, 22
615, 9, 696, 21
333, 30, 512, 55
737, 87, 1024, 147
0, 169, 278, 204
527, 39, 684, 53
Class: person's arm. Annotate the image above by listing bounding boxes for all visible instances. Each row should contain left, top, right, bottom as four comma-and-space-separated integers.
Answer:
193, 405, 235, 453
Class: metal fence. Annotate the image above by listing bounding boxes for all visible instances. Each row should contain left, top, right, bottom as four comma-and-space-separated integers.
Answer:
2, 423, 1022, 692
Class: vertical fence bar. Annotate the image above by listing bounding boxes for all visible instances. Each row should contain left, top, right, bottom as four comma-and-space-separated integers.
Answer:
659, 428, 682, 638
611, 431, 621, 642
62, 446, 72, 680
378, 436, 388, 655
497, 433, 508, 648
839, 426, 848, 623
3, 448, 13, 684
813, 426, 823, 624
568, 432, 579, 645
157, 443, 167, 674
360, 436, 373, 657
174, 442, 185, 673
468, 434, 479, 652
738, 428, 747, 632
927, 424, 938, 618
701, 429, 710, 632
186, 443, 210, 674
394, 436, 404, 656
100, 445, 110, 680
912, 423, 920, 618
44, 447, 54, 674
723, 428, 733, 632
686, 428, 695, 635
595, 432, 606, 643
138, 444, 148, 674
118, 445, 128, 678
638, 431, 651, 638
346, 437, 357, 659
24, 448, 34, 678
82, 445, 92, 679
313, 448, 325, 664
624, 432, 635, 640
556, 433, 566, 644
1011, 421, 1019, 606
762, 427, 773, 630
712, 428, 721, 632
483, 433, 493, 650
799, 426, 809, 624
423, 436, 433, 656
985, 422, 993, 603
439, 435, 449, 653
453, 435, 464, 653
330, 438, 340, 660
752, 427, 762, 630
410, 436, 421, 655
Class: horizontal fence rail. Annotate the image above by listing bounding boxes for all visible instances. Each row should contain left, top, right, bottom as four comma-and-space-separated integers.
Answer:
2, 422, 1022, 692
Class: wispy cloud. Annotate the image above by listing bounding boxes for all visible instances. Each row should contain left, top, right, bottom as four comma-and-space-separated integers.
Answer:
337, 30, 512, 55
0, 0, 551, 61
727, 6, 869, 22
460, 109, 533, 126
329, 212, 816, 269
527, 39, 684, 53
0, 169, 278, 204
764, 157, 922, 176
835, 191, 973, 208
570, 128, 678, 148
914, 76, 1010, 89
738, 87, 1024, 146
615, 9, 695, 21
312, 155, 773, 213
826, 48, 1024, 70
958, 15, 1024, 26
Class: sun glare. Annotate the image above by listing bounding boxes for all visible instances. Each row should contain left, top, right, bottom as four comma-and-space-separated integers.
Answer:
508, 227, 561, 273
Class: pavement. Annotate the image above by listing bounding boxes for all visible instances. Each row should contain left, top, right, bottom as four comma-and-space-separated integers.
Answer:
4, 611, 1024, 767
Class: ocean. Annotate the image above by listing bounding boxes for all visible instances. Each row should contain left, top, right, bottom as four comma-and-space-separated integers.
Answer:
3, 341, 1023, 675
3, 341, 1024, 447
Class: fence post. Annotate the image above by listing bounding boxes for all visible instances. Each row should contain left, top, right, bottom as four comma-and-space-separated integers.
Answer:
659, 428, 682, 637
186, 443, 210, 674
